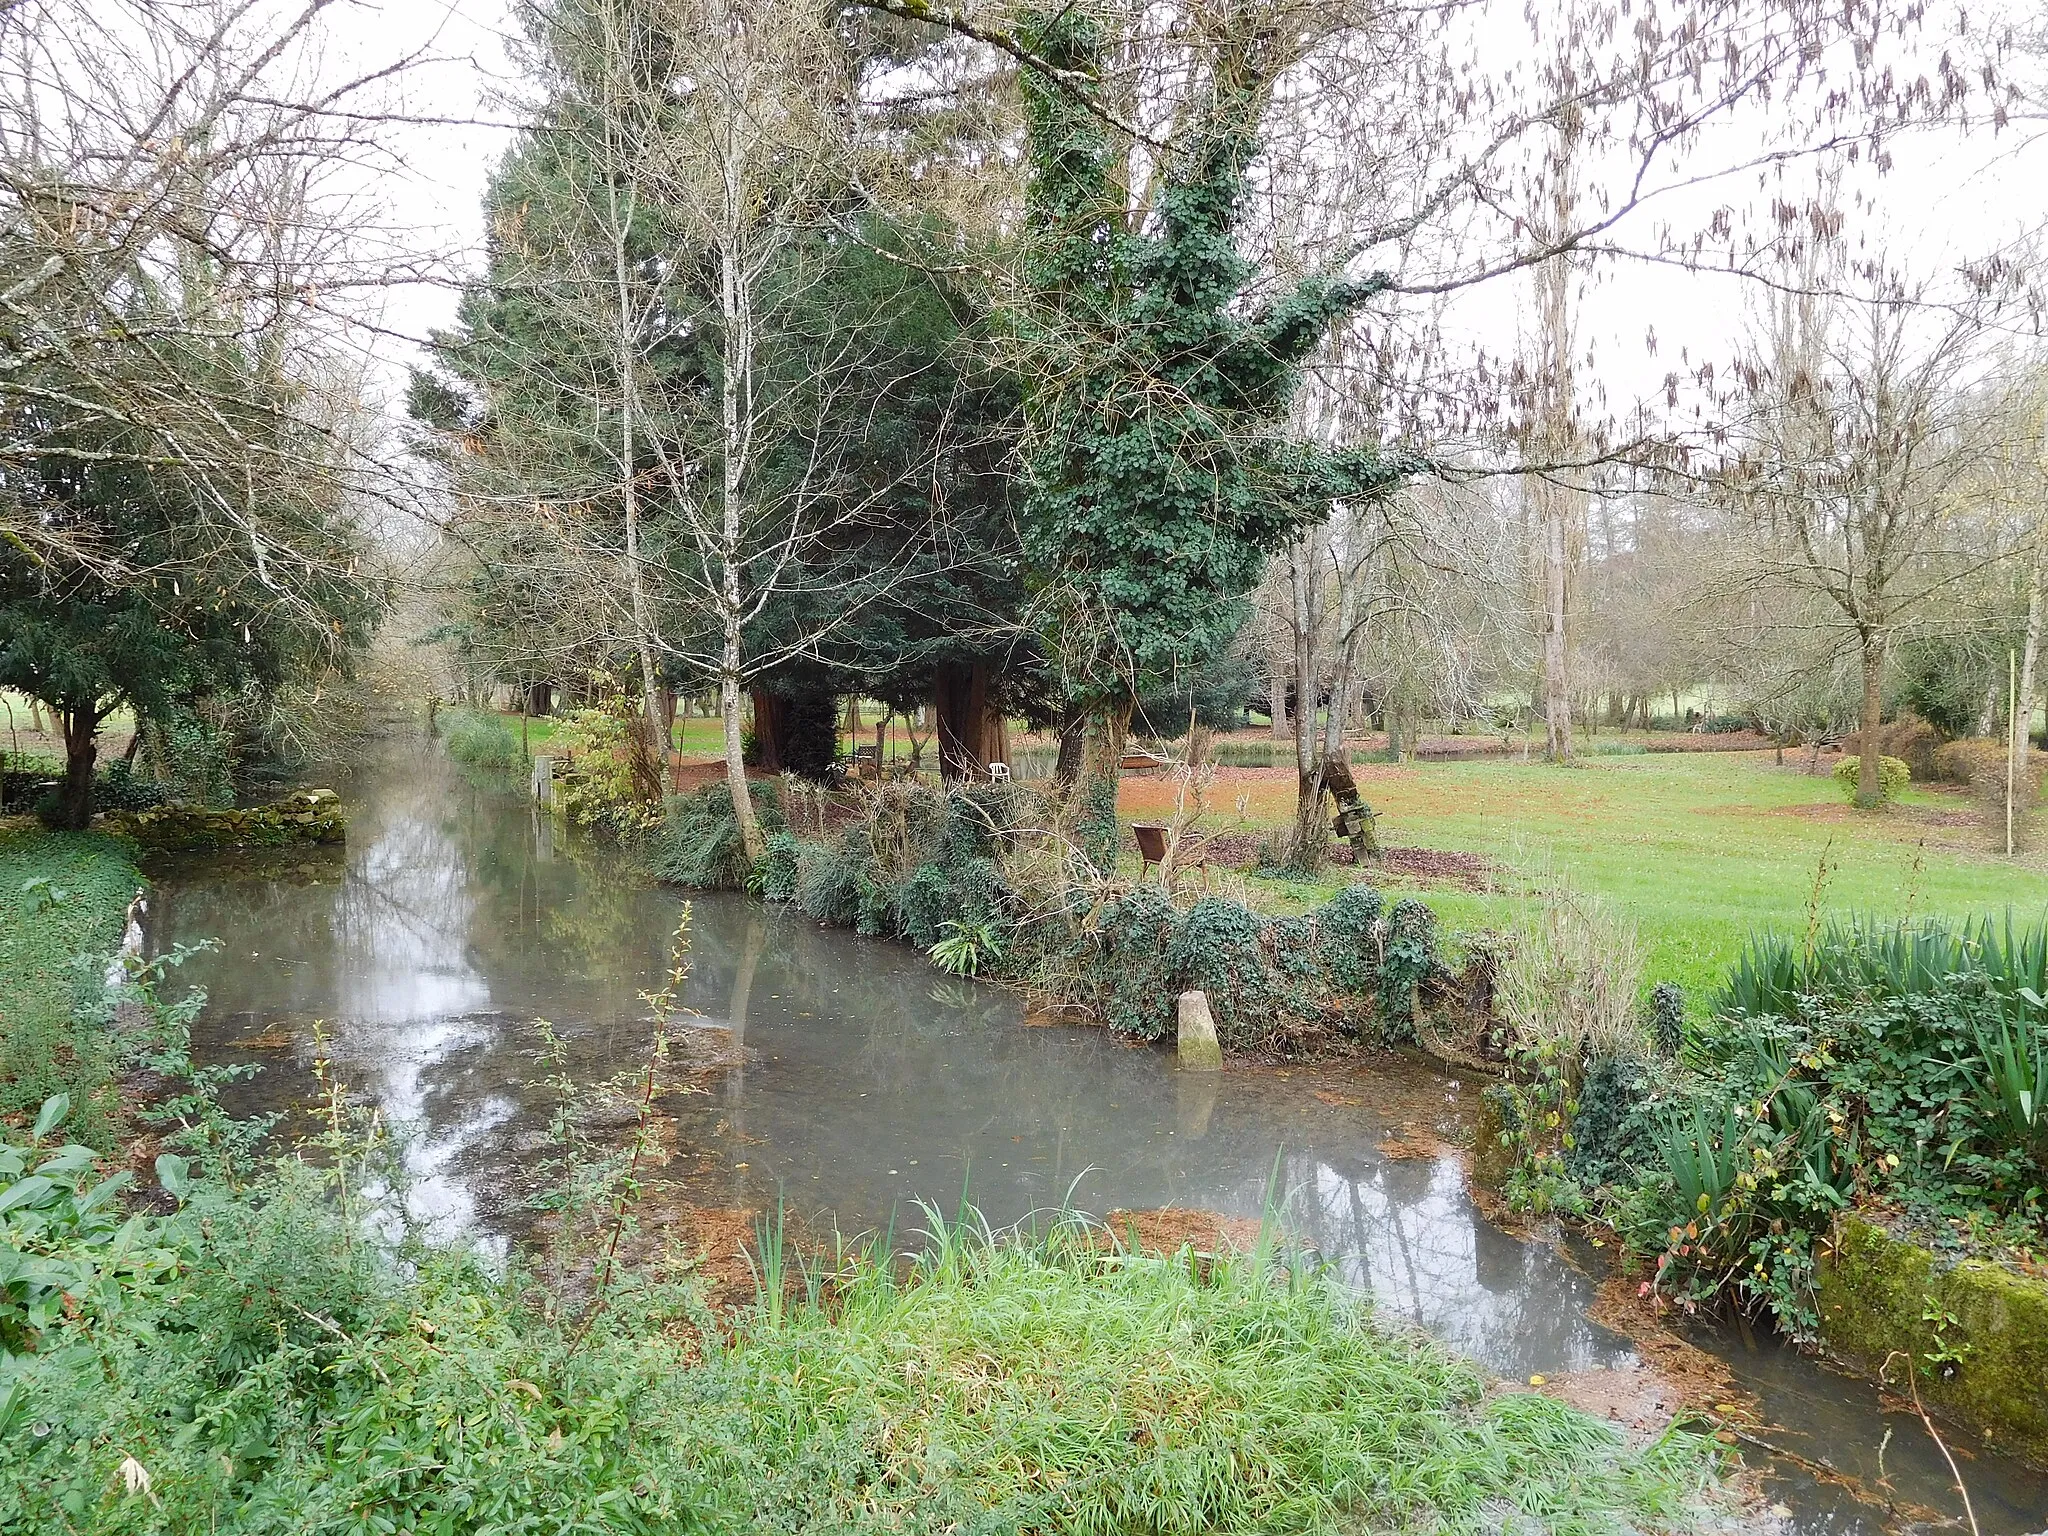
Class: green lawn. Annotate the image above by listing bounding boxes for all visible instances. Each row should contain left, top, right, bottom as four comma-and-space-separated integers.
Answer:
1138, 750, 2048, 1001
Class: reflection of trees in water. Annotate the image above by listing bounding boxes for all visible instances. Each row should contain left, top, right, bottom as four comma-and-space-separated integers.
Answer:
154, 748, 1621, 1375
1280, 1150, 1621, 1374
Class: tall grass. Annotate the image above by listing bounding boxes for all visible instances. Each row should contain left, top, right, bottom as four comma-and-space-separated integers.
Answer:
440, 707, 528, 778
0, 1154, 1730, 1535
1717, 910, 2048, 1022
693, 1204, 1725, 1534
1497, 869, 1648, 1059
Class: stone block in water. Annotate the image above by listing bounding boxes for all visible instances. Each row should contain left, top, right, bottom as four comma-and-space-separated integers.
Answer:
1177, 990, 1222, 1072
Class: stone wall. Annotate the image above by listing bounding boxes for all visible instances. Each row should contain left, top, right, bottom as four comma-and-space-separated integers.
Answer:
1816, 1214, 2048, 1466
102, 789, 346, 852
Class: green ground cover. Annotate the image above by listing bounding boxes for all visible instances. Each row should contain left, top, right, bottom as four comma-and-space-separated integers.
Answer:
0, 823, 139, 1141
0, 1124, 1729, 1534
1198, 750, 2048, 1000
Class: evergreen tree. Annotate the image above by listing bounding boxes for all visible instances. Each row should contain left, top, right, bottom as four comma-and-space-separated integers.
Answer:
0, 299, 377, 827
1011, 6, 1401, 796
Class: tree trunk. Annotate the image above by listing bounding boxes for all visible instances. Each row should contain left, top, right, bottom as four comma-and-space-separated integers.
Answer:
2011, 532, 2045, 852
748, 687, 782, 774
608, 165, 668, 803
1285, 539, 1329, 870
721, 659, 763, 864
933, 662, 986, 781
1541, 485, 1573, 763
56, 702, 97, 831
1074, 698, 1131, 871
1267, 642, 1290, 739
1854, 634, 1885, 808
1053, 705, 1086, 786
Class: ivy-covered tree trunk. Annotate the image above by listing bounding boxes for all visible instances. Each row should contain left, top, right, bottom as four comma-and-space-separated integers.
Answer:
1075, 699, 1130, 872
1052, 705, 1087, 786
1285, 534, 1330, 872
1006, 7, 1395, 820
55, 700, 99, 831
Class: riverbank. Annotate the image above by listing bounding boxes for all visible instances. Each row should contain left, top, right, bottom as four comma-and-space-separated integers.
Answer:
0, 1122, 1733, 1533
619, 749, 2048, 1502
0, 749, 1750, 1534
0, 820, 140, 1142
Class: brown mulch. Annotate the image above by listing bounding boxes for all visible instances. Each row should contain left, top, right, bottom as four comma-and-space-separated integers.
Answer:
1099, 1207, 1264, 1256
1192, 832, 1496, 890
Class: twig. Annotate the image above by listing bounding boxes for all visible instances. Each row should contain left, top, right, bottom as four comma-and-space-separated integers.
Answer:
1881, 1349, 1980, 1536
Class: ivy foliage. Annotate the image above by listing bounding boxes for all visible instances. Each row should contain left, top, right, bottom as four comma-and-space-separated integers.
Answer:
1012, 7, 1400, 702
655, 778, 1460, 1055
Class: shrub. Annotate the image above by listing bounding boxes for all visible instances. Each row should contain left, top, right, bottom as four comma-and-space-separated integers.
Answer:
133, 705, 237, 807
1314, 882, 1385, 999
1842, 711, 1940, 781
651, 781, 784, 890
1170, 898, 1279, 1044
548, 707, 662, 834
795, 836, 865, 927
1648, 981, 1686, 1056
1937, 740, 2046, 849
1831, 753, 1910, 803
750, 830, 798, 901
898, 862, 955, 950
1614, 914, 2048, 1336
1378, 899, 1443, 1033
1695, 712, 1752, 735
1091, 886, 1186, 1039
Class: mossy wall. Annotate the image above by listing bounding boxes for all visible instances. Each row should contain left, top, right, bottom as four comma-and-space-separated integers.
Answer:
103, 789, 346, 852
1816, 1214, 2048, 1465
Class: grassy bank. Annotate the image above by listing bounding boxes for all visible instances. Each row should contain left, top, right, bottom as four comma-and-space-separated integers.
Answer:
0, 822, 139, 1140
1124, 749, 2048, 999
0, 1116, 1728, 1535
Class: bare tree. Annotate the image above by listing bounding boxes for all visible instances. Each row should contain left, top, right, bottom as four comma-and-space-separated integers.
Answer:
1727, 205, 2030, 806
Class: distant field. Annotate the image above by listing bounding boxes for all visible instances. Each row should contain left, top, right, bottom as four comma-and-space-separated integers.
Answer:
1116, 745, 2048, 1000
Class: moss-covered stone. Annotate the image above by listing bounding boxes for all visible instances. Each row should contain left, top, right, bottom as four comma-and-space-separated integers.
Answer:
1815, 1213, 2048, 1465
102, 789, 346, 852
1470, 1085, 1517, 1191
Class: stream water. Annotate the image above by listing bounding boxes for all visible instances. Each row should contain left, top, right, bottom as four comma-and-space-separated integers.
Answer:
143, 736, 2045, 1535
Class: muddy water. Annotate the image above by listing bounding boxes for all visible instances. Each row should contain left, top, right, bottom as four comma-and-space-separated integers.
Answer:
145, 739, 2045, 1535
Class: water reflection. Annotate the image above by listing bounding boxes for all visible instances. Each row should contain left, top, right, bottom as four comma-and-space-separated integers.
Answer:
146, 739, 2047, 1535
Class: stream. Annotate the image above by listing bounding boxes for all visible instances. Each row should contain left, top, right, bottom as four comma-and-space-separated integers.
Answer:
143, 736, 2046, 1535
